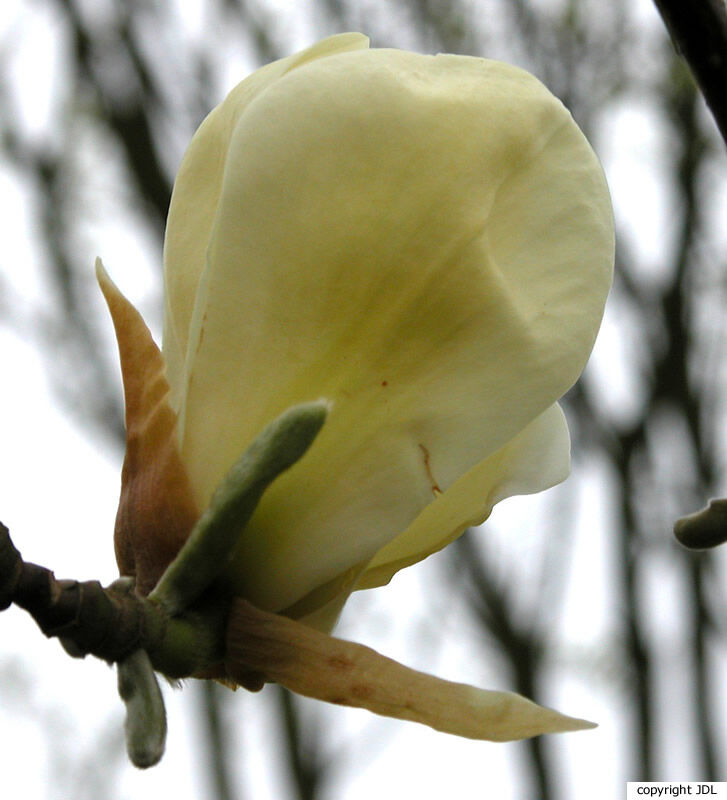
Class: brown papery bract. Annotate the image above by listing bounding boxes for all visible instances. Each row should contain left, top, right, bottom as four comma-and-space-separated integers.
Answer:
96, 260, 200, 594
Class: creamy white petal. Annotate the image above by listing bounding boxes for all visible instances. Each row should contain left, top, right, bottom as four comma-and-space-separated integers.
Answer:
292, 403, 569, 630
173, 48, 612, 613
358, 402, 570, 590
162, 33, 370, 410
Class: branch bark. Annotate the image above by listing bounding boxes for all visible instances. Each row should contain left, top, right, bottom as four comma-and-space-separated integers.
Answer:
0, 521, 223, 677
653, 0, 727, 145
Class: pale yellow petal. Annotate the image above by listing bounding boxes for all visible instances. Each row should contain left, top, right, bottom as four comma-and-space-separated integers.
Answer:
162, 33, 370, 409
175, 49, 612, 612
288, 403, 569, 630
226, 599, 596, 741
358, 402, 570, 590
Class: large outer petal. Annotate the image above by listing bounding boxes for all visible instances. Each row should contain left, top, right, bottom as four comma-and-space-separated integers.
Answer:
175, 48, 613, 612
162, 33, 370, 409
294, 403, 570, 631
357, 402, 570, 590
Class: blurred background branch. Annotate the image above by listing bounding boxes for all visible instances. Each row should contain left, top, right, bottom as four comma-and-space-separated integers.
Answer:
652, 0, 727, 145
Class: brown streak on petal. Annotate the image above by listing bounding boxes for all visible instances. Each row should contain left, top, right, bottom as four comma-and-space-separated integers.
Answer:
327, 655, 353, 670
97, 261, 199, 594
418, 444, 442, 496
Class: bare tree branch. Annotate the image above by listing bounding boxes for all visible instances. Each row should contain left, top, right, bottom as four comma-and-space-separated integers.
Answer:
653, 0, 727, 145
199, 682, 240, 800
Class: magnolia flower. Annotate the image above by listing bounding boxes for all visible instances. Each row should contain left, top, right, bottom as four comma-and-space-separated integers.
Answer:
98, 32, 613, 743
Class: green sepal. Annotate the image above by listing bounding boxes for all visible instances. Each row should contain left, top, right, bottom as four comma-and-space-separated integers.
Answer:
149, 400, 329, 616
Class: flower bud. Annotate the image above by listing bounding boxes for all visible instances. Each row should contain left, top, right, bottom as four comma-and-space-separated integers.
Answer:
102, 33, 613, 630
